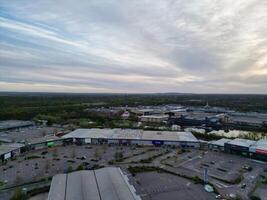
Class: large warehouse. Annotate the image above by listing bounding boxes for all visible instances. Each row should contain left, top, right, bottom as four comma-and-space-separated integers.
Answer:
48, 167, 141, 200
62, 128, 200, 148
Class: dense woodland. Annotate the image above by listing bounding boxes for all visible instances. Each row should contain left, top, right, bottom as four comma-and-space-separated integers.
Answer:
0, 92, 267, 125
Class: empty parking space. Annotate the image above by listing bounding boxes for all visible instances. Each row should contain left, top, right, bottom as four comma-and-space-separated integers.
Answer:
134, 172, 216, 200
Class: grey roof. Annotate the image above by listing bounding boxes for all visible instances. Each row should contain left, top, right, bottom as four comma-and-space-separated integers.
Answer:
134, 109, 154, 112
231, 116, 265, 124
0, 120, 34, 130
140, 115, 169, 119
48, 167, 141, 200
227, 138, 256, 148
0, 143, 24, 155
26, 135, 61, 145
250, 139, 267, 151
210, 138, 232, 147
62, 128, 198, 143
48, 174, 66, 200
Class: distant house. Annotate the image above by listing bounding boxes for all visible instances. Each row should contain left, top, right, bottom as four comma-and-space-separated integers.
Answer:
121, 111, 130, 119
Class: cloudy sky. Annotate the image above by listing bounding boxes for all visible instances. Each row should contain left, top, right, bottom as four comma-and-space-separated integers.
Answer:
0, 0, 266, 93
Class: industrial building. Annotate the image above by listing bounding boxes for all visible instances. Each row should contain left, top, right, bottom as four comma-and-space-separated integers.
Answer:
63, 128, 200, 148
25, 135, 67, 150
47, 167, 141, 200
0, 120, 34, 131
224, 138, 256, 157
139, 115, 169, 123
208, 138, 231, 151
130, 108, 157, 116
0, 143, 24, 162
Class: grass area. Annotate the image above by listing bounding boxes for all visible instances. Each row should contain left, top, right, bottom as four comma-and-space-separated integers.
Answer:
249, 175, 267, 200
0, 180, 6, 189
126, 149, 170, 164
128, 166, 162, 175
0, 176, 52, 191
212, 173, 243, 184
10, 186, 50, 200
112, 120, 136, 128
128, 166, 203, 184
111, 149, 156, 163
139, 151, 170, 163
24, 156, 41, 160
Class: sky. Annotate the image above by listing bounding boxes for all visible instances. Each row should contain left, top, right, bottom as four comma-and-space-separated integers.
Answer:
0, 0, 267, 94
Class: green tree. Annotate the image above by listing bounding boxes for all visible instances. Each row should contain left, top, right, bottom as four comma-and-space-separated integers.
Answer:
114, 151, 123, 161
10, 187, 26, 200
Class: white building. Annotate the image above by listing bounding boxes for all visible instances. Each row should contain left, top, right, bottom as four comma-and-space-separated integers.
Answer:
63, 128, 200, 148
139, 115, 169, 123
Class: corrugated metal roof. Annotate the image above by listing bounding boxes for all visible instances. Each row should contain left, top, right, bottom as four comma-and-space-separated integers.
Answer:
62, 128, 198, 142
210, 138, 232, 147
66, 171, 100, 200
47, 167, 141, 200
228, 138, 256, 148
250, 139, 267, 151
48, 174, 66, 200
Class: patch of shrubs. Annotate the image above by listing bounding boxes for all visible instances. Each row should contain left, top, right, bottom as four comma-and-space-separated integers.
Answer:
25, 156, 41, 160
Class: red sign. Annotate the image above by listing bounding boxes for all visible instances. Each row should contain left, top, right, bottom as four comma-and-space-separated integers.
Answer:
256, 149, 267, 155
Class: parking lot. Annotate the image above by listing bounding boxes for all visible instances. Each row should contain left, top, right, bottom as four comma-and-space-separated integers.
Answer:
0, 145, 163, 187
249, 169, 267, 200
179, 151, 244, 183
162, 149, 267, 200
0, 143, 267, 200
132, 172, 216, 200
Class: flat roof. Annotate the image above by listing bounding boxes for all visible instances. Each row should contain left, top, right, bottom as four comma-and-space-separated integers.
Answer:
0, 120, 34, 130
136, 109, 154, 112
140, 115, 169, 119
231, 116, 265, 124
228, 138, 256, 148
250, 139, 267, 151
0, 143, 24, 155
62, 128, 198, 143
210, 138, 232, 147
47, 167, 141, 200
26, 135, 61, 145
